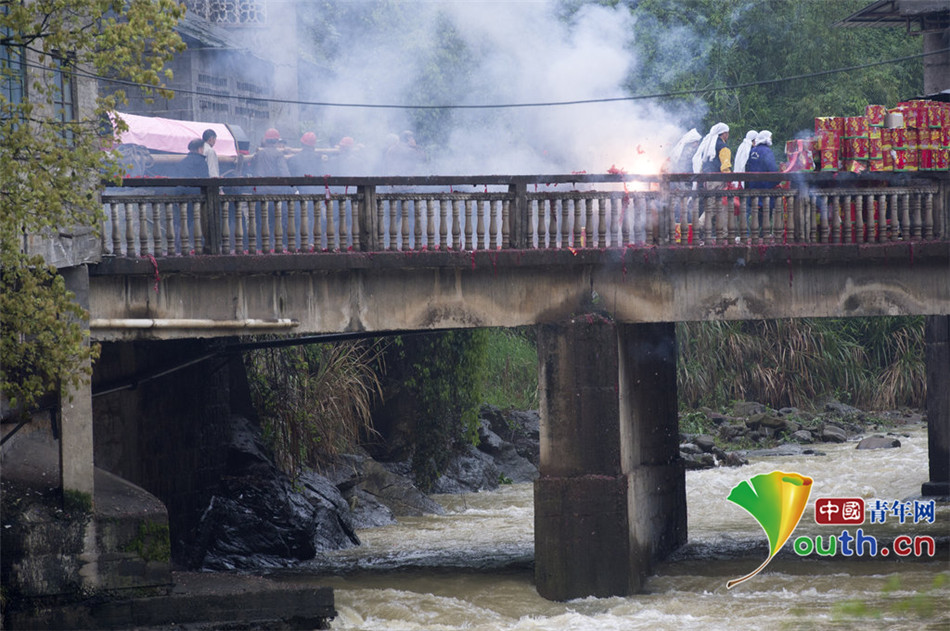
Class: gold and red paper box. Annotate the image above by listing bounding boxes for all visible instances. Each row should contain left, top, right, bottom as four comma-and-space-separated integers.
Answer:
820, 148, 838, 171
891, 128, 908, 148
816, 129, 840, 149
815, 117, 845, 134
865, 105, 886, 126
869, 136, 883, 160
935, 149, 948, 170
919, 149, 933, 170
849, 137, 869, 159
868, 158, 888, 172
906, 129, 919, 150
893, 105, 917, 129
844, 116, 869, 137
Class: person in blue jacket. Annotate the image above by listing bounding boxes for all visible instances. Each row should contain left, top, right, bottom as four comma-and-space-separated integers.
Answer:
745, 130, 780, 234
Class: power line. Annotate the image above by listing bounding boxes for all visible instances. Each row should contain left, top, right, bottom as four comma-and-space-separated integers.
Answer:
17, 47, 947, 111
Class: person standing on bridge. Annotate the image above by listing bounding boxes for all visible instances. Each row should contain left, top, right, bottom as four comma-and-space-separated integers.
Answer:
202, 129, 220, 178
693, 122, 732, 190
733, 129, 758, 187
288, 131, 327, 250
745, 130, 780, 235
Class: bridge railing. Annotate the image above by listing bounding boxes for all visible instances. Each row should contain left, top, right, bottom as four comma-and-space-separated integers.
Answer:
100, 173, 949, 257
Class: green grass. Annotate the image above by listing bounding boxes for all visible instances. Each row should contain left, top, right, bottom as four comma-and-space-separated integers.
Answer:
479, 327, 539, 411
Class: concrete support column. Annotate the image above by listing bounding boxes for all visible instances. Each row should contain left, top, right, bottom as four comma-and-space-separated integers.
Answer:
618, 322, 687, 565
923, 314, 949, 496
59, 265, 95, 501
534, 316, 685, 601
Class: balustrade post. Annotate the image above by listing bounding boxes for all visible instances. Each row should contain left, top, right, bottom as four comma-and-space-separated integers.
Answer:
923, 192, 934, 240
855, 195, 866, 243
842, 195, 852, 244
440, 199, 450, 250
502, 199, 511, 249
139, 202, 150, 255
415, 198, 426, 250
152, 201, 164, 256
204, 184, 221, 254
509, 182, 528, 249
357, 185, 377, 251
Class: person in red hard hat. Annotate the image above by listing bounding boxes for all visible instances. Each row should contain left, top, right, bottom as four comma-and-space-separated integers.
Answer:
250, 127, 290, 180
286, 131, 327, 250
288, 131, 325, 177
247, 127, 291, 251
330, 135, 362, 175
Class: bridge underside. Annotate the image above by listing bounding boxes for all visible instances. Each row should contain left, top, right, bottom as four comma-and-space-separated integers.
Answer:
88, 243, 949, 340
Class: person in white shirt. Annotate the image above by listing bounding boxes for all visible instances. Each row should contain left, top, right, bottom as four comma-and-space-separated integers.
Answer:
202, 129, 219, 178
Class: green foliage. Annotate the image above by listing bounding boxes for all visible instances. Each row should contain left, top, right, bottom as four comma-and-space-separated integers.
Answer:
122, 521, 171, 563
830, 573, 949, 622
479, 327, 539, 411
1, 0, 184, 413
626, 0, 922, 157
390, 330, 488, 491
62, 488, 92, 514
677, 317, 926, 411
245, 339, 386, 478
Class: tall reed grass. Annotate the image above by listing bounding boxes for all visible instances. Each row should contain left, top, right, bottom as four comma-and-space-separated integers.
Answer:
677, 316, 925, 411
244, 339, 386, 477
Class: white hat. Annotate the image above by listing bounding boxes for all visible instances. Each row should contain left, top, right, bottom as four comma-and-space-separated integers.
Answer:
755, 130, 773, 146
692, 122, 729, 173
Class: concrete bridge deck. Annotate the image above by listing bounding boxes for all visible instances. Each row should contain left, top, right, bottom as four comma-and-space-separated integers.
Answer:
90, 172, 950, 340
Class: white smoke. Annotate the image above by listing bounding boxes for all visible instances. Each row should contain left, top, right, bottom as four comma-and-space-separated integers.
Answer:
282, 0, 704, 175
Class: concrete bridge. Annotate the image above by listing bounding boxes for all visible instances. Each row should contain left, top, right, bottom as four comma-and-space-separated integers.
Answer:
59, 171, 950, 600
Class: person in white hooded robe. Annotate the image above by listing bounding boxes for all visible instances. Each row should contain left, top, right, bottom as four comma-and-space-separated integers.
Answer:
732, 129, 758, 186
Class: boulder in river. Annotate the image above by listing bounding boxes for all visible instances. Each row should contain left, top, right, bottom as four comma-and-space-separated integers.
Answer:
856, 435, 901, 450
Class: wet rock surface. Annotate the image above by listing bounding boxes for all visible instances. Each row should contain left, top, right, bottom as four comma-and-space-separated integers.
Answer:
678, 401, 921, 469
191, 406, 540, 572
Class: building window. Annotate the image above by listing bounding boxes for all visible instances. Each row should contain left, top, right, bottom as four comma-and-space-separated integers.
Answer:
51, 55, 76, 142
185, 0, 266, 24
1, 15, 26, 114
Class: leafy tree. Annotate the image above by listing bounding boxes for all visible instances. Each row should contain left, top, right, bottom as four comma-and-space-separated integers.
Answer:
626, 0, 922, 155
1, 1, 184, 414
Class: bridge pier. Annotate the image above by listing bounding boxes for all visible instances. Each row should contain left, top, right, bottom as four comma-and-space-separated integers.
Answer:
924, 314, 949, 497
60, 265, 96, 502
534, 317, 686, 601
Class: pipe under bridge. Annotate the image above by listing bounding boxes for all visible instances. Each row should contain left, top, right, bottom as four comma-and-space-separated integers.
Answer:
75, 172, 950, 600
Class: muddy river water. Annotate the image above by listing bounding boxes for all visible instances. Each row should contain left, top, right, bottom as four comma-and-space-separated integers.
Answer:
280, 423, 948, 630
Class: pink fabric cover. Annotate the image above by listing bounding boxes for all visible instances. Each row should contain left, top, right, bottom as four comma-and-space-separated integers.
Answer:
113, 112, 237, 157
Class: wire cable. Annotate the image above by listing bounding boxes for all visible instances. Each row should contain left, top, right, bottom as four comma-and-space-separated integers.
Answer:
14, 46, 949, 111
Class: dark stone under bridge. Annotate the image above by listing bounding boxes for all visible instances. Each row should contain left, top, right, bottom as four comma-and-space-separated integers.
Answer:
60, 172, 950, 600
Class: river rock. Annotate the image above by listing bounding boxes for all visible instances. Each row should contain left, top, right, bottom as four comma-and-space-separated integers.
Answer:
732, 401, 768, 417
719, 424, 747, 441
431, 445, 500, 494
192, 418, 361, 571
820, 424, 849, 443
758, 415, 788, 432
824, 401, 863, 420
480, 405, 541, 467
328, 453, 444, 519
791, 430, 814, 443
856, 436, 901, 450
693, 435, 717, 452
476, 419, 538, 484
